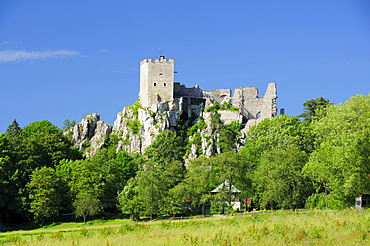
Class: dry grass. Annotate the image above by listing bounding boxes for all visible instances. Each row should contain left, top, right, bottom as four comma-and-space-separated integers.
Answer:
1, 209, 369, 245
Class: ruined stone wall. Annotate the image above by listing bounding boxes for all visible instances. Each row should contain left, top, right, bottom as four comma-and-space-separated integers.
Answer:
207, 89, 232, 104
232, 83, 277, 120
174, 83, 204, 98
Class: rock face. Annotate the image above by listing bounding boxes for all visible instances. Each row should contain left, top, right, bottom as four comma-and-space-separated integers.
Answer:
69, 113, 112, 157
69, 83, 277, 159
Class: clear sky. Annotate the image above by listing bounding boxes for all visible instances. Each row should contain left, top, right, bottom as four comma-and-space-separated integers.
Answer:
1, 0, 369, 133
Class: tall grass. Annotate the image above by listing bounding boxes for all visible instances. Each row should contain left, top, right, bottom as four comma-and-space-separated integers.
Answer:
1, 209, 369, 245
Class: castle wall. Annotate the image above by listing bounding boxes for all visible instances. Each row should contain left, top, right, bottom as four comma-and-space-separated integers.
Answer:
140, 56, 174, 108
260, 83, 277, 119
174, 83, 204, 98
139, 56, 277, 127
207, 89, 232, 104
233, 83, 277, 121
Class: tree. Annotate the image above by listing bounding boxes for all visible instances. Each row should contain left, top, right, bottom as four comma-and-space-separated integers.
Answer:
134, 130, 185, 219
27, 167, 64, 225
209, 152, 247, 213
73, 194, 102, 223
303, 94, 370, 208
239, 115, 315, 208
57, 148, 138, 212
140, 130, 184, 164
0, 134, 16, 224
171, 156, 212, 216
89, 148, 125, 208
22, 120, 61, 136
115, 150, 137, 186
299, 97, 332, 122
57, 159, 105, 202
15, 120, 82, 174
217, 121, 242, 153
117, 178, 143, 221
4, 119, 22, 139
62, 119, 76, 132
0, 122, 26, 222
87, 148, 137, 208
255, 145, 312, 209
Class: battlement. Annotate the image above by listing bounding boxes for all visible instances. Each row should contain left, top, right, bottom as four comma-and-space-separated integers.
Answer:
140, 56, 174, 65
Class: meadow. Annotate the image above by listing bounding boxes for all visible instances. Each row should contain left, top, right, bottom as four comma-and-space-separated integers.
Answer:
1, 209, 369, 246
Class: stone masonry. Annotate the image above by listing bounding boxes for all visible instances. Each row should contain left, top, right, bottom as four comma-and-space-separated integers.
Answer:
139, 56, 277, 128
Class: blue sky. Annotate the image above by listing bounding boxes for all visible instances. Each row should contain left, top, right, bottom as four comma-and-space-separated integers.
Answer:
1, 0, 369, 132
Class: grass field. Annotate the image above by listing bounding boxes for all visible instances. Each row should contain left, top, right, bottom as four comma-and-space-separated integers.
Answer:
1, 209, 369, 245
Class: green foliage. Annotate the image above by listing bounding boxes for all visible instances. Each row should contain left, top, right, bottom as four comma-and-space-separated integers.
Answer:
117, 178, 142, 221
173, 152, 247, 215
73, 194, 102, 223
104, 133, 120, 147
299, 96, 333, 122
57, 147, 137, 210
22, 120, 61, 136
170, 156, 212, 216
140, 130, 184, 165
239, 115, 315, 208
206, 101, 220, 112
57, 159, 105, 200
4, 119, 22, 139
62, 119, 76, 132
187, 118, 207, 136
305, 193, 327, 209
303, 94, 370, 206
124, 100, 143, 135
0, 134, 19, 222
27, 167, 64, 225
115, 150, 138, 186
255, 145, 312, 209
217, 121, 242, 153
206, 101, 239, 112
227, 121, 241, 132
131, 130, 185, 219
3, 93, 370, 226
185, 118, 208, 156
210, 113, 222, 132
126, 100, 142, 117
240, 115, 315, 164
0, 120, 83, 222
126, 118, 142, 135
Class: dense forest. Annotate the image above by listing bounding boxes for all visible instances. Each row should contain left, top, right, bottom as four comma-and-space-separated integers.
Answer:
0, 94, 369, 227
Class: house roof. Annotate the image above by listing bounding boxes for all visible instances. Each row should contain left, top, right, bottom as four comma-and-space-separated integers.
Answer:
211, 180, 241, 193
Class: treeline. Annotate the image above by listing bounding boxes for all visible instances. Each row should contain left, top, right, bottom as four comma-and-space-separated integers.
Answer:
0, 94, 369, 226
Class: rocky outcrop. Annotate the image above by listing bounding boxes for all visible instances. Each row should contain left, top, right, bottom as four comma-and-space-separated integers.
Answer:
69, 83, 278, 158
113, 100, 182, 154
68, 113, 112, 157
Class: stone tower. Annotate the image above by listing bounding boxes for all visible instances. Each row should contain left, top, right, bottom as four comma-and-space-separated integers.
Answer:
139, 56, 174, 108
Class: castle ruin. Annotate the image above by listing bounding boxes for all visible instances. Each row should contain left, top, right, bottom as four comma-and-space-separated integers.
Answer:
69, 56, 279, 157
139, 56, 277, 128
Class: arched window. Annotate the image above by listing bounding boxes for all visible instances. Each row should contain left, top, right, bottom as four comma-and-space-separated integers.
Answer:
154, 83, 157, 86
164, 83, 166, 86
